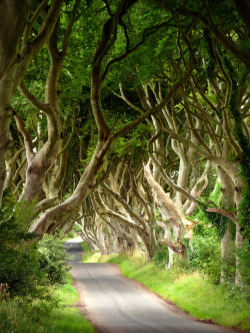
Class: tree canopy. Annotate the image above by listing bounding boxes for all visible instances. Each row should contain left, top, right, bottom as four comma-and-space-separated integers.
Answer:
0, 0, 249, 287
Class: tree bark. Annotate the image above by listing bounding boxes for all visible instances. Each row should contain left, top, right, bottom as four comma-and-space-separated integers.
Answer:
144, 161, 193, 265
220, 225, 233, 283
235, 224, 244, 287
0, 0, 29, 202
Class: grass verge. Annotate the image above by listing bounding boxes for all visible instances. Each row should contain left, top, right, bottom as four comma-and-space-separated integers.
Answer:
43, 274, 95, 333
0, 273, 95, 333
82, 249, 250, 331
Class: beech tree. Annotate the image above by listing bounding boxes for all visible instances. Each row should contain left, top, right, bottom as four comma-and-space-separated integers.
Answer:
0, 0, 64, 203
0, 0, 249, 286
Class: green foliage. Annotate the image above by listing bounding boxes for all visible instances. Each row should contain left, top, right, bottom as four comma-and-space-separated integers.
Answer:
110, 122, 153, 160
37, 234, 70, 285
0, 227, 42, 297
203, 28, 216, 80
0, 294, 42, 333
204, 211, 228, 239
0, 192, 70, 301
0, 273, 95, 333
0, 193, 92, 332
220, 241, 237, 284
236, 241, 250, 287
172, 255, 190, 273
190, 221, 236, 285
223, 56, 250, 240
81, 241, 91, 252
189, 234, 221, 284
204, 181, 229, 238
193, 181, 229, 238
74, 223, 82, 233
0, 193, 45, 298
208, 181, 222, 204
151, 244, 169, 266
189, 209, 223, 284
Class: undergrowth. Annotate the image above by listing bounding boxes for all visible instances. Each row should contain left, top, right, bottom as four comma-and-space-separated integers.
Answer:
0, 273, 95, 333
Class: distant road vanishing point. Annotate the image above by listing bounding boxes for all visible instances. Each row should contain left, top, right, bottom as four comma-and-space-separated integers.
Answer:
65, 238, 236, 333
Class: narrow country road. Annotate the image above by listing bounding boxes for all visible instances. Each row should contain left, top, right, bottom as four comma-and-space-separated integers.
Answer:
64, 238, 235, 333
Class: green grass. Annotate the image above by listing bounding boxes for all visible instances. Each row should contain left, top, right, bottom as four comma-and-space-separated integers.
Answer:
44, 307, 95, 333
43, 274, 95, 332
53, 274, 78, 306
81, 241, 92, 252
82, 250, 250, 331
0, 273, 95, 333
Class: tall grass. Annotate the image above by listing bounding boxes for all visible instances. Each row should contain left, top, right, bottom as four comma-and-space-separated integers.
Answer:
82, 250, 250, 331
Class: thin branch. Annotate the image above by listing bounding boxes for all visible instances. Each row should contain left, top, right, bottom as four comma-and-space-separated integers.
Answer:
13, 157, 27, 184
103, 0, 113, 16
214, 45, 242, 153
19, 81, 54, 116
15, 0, 64, 89
8, 147, 25, 166
61, 0, 81, 58
118, 83, 144, 114
102, 181, 147, 230
163, 2, 250, 68
127, 164, 152, 220
102, 20, 174, 81
22, 0, 49, 47
187, 126, 225, 139
206, 207, 238, 225
13, 111, 34, 160
112, 65, 194, 141
148, 133, 199, 206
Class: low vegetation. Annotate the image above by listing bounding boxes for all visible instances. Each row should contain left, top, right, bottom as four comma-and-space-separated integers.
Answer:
82, 248, 250, 331
0, 199, 94, 333
0, 274, 95, 333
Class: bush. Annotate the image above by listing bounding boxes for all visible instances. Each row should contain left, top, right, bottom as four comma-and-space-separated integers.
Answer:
173, 255, 190, 272
237, 241, 250, 288
67, 230, 76, 238
74, 223, 82, 233
0, 191, 68, 299
37, 234, 70, 285
189, 235, 221, 283
0, 205, 45, 298
0, 282, 57, 333
152, 245, 169, 266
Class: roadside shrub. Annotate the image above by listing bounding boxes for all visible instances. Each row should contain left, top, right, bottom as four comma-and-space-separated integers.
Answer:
173, 255, 190, 272
37, 234, 70, 285
152, 245, 169, 266
189, 235, 221, 283
0, 191, 70, 294
67, 230, 76, 238
74, 223, 82, 233
0, 283, 56, 333
0, 196, 45, 298
237, 241, 250, 288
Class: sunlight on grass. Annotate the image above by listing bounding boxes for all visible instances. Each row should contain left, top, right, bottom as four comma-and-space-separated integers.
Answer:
53, 274, 78, 306
82, 247, 250, 331
82, 251, 102, 263
45, 273, 95, 332
44, 308, 95, 333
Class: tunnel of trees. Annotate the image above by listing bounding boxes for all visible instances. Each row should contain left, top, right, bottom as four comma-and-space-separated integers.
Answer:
0, 0, 249, 292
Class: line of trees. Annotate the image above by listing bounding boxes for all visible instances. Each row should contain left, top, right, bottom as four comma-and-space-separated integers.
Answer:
0, 0, 249, 287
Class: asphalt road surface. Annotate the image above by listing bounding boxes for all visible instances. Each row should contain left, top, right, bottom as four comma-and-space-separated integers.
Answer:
64, 238, 235, 333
